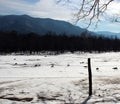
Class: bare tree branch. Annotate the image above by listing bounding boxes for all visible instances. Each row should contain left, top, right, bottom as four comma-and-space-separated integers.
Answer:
57, 0, 114, 28
75, 0, 114, 27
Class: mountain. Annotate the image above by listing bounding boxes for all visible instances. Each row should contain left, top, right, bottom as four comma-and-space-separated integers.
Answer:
96, 31, 120, 39
0, 15, 86, 35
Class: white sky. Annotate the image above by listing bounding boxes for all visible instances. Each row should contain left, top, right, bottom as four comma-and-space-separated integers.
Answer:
0, 0, 120, 33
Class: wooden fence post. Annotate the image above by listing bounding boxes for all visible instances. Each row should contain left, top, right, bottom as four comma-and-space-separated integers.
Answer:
88, 58, 92, 96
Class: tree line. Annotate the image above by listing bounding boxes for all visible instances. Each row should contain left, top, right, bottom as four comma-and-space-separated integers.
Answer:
0, 31, 120, 53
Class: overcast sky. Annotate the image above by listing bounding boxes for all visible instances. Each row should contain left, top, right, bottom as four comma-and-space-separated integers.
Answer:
0, 0, 120, 33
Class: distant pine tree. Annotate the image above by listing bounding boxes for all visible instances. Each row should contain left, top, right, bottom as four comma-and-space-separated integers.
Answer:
0, 31, 120, 53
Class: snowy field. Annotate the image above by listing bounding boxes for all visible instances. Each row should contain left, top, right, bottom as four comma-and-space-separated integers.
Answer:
0, 52, 120, 104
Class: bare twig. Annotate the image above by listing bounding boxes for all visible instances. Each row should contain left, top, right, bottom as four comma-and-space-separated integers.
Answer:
57, 0, 114, 28
75, 0, 114, 27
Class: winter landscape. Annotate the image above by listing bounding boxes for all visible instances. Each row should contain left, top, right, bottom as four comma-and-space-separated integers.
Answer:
0, 52, 120, 104
1, 0, 120, 104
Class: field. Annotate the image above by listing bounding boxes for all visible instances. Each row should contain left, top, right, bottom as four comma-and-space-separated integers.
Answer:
0, 52, 120, 104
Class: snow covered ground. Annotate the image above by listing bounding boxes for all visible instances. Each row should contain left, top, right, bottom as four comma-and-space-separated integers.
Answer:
0, 52, 120, 104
